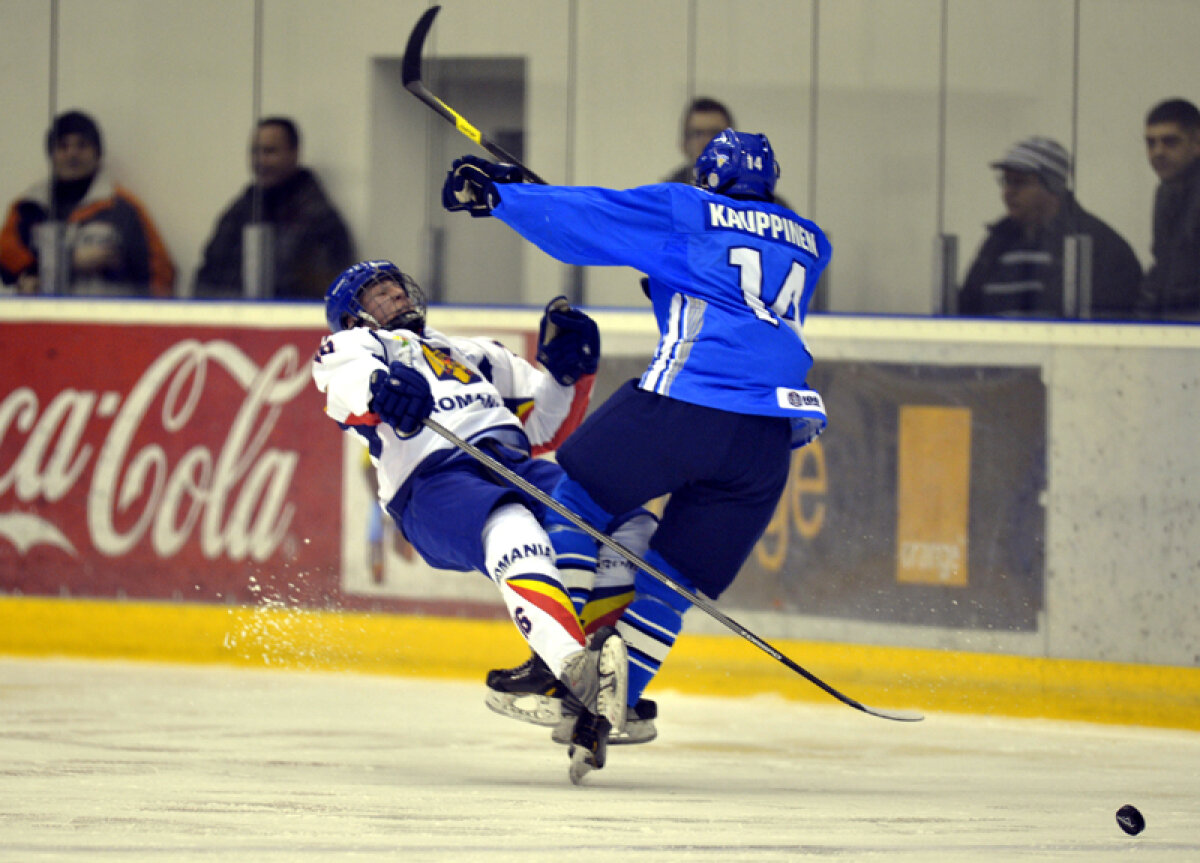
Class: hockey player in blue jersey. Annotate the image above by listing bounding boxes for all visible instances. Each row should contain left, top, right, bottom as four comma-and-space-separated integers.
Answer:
312, 259, 656, 783
443, 130, 832, 771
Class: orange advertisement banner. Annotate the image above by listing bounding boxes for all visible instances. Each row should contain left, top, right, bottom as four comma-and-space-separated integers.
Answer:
895, 405, 971, 586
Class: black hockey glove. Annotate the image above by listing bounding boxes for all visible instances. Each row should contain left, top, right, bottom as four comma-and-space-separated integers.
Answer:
442, 155, 523, 218
369, 361, 434, 437
537, 296, 600, 386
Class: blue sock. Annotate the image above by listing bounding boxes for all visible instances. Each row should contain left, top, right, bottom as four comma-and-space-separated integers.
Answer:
616, 550, 692, 705
546, 522, 596, 615
545, 475, 614, 614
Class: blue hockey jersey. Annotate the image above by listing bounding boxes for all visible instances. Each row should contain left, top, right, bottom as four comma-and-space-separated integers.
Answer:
493, 182, 832, 446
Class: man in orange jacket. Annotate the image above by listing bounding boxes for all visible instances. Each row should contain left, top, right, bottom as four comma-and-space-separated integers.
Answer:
0, 110, 175, 297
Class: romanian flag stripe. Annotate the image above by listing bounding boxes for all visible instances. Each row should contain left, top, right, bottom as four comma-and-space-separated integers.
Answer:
506, 577, 586, 644
581, 591, 634, 634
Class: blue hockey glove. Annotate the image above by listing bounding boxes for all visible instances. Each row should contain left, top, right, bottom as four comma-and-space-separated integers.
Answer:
442, 155, 524, 218
369, 361, 434, 437
537, 296, 600, 386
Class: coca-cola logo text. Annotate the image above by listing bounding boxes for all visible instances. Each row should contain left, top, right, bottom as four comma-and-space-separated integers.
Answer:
0, 339, 311, 562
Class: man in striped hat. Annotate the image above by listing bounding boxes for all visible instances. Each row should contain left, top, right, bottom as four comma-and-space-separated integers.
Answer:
959, 136, 1142, 319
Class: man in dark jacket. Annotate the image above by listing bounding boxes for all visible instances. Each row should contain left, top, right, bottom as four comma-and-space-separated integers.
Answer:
661, 97, 792, 210
194, 117, 354, 299
662, 97, 736, 185
959, 136, 1142, 319
1138, 98, 1200, 320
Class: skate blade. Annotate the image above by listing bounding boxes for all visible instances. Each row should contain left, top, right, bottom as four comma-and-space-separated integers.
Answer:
567, 744, 600, 786
484, 690, 562, 727
552, 717, 656, 746
595, 636, 629, 735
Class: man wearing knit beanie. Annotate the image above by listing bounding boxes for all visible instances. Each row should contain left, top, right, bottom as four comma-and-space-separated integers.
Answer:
958, 135, 1142, 318
46, 110, 104, 160
989, 136, 1070, 196
0, 109, 175, 296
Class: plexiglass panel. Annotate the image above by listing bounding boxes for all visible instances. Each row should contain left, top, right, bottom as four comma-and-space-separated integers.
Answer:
1, 0, 1199, 320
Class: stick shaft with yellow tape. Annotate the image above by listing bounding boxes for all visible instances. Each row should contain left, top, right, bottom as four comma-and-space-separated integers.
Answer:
402, 5, 547, 185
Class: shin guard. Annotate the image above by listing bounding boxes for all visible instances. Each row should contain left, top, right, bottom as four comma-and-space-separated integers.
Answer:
483, 503, 586, 675
583, 509, 656, 636
544, 476, 613, 621
616, 549, 692, 705
546, 521, 597, 617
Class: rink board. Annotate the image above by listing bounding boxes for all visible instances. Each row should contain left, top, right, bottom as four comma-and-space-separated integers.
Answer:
3, 299, 1200, 733
1, 595, 1196, 732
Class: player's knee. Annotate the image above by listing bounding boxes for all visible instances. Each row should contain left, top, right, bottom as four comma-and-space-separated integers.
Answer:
546, 522, 597, 573
549, 475, 613, 529
592, 509, 656, 592
608, 508, 657, 556
482, 502, 555, 583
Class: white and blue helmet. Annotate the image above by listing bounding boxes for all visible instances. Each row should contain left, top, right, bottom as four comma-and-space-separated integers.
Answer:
694, 129, 780, 200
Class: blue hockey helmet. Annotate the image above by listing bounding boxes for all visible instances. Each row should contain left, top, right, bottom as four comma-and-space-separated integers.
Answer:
324, 260, 427, 333
694, 129, 780, 199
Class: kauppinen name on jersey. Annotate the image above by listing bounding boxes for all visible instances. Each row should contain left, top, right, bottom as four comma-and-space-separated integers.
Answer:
705, 202, 819, 253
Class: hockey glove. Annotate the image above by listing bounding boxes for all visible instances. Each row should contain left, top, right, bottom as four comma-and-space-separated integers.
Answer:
369, 361, 434, 437
442, 155, 523, 218
537, 296, 600, 386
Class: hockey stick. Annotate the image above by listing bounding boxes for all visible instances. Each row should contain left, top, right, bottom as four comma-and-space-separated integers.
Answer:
402, 5, 547, 184
422, 416, 924, 723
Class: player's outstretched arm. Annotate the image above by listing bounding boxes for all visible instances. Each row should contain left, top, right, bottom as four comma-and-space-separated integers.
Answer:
442, 155, 524, 218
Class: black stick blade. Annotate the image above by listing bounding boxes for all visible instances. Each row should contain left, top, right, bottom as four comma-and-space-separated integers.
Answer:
861, 705, 924, 722
403, 5, 441, 86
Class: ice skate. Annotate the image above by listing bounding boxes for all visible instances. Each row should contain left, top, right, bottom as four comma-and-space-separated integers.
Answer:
558, 627, 627, 784
553, 696, 657, 746
487, 650, 655, 743
557, 626, 628, 735
484, 652, 577, 727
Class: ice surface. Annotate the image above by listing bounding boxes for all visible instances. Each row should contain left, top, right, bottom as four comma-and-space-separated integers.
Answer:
1, 657, 1197, 861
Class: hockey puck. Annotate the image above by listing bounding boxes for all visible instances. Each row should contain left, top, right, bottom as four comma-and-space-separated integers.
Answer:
1116, 804, 1145, 836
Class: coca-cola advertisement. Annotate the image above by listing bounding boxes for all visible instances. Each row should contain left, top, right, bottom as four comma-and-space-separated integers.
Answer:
0, 321, 341, 607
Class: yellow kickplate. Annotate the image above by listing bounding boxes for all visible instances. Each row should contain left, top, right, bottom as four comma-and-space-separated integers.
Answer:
1, 596, 1196, 731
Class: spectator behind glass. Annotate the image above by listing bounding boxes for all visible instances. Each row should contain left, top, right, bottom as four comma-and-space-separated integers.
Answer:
1138, 98, 1200, 320
0, 110, 176, 296
193, 116, 355, 300
959, 136, 1142, 319
662, 97, 736, 184
662, 96, 793, 211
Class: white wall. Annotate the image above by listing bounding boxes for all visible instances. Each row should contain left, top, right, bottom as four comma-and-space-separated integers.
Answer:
3, 0, 1199, 313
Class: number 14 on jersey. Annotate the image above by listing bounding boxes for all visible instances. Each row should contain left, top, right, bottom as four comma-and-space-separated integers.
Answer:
729, 246, 808, 337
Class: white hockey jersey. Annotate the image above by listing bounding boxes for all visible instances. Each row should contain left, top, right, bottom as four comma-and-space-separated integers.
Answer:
312, 325, 590, 506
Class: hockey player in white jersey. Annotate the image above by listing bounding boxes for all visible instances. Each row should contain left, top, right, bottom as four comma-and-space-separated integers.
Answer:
312, 259, 644, 783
